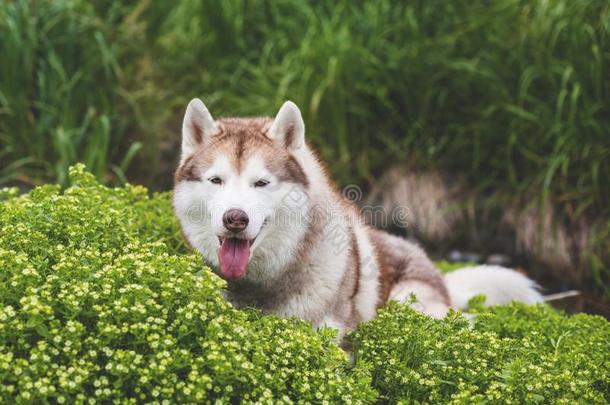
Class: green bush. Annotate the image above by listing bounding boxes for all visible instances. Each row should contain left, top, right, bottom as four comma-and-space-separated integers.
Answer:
351, 302, 609, 404
0, 165, 608, 403
0, 165, 374, 403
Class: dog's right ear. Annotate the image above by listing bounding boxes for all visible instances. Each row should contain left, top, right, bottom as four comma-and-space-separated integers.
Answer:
181, 98, 219, 159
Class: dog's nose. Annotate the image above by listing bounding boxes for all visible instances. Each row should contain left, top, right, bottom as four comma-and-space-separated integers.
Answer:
222, 208, 249, 232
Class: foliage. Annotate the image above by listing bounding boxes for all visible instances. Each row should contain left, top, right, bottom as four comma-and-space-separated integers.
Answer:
351, 302, 610, 404
0, 165, 374, 403
435, 261, 478, 274
1, 0, 608, 293
159, 0, 610, 203
155, 0, 610, 293
1, 166, 608, 403
0, 0, 149, 186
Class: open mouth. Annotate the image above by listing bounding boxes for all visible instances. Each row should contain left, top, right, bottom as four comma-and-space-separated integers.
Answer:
216, 219, 268, 280
218, 236, 256, 247
217, 237, 252, 280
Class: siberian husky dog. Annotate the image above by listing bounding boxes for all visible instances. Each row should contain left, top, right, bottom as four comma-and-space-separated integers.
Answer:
173, 99, 542, 338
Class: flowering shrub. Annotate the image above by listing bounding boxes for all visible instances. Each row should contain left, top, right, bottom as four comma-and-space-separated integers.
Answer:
350, 302, 609, 403
1, 165, 608, 403
0, 165, 374, 403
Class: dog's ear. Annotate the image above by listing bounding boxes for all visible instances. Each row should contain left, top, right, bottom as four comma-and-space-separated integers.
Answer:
267, 101, 305, 150
181, 98, 219, 159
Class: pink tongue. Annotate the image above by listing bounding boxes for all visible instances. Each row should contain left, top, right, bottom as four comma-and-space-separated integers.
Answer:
218, 238, 251, 279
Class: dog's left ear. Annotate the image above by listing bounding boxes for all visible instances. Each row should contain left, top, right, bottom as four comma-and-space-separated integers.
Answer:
267, 101, 305, 150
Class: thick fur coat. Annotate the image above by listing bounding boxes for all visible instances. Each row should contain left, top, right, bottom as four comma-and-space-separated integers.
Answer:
173, 99, 542, 338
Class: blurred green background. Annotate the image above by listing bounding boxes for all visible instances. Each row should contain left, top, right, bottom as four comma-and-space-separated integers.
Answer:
0, 1, 608, 302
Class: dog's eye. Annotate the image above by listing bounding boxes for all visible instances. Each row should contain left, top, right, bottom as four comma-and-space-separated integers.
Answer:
208, 176, 223, 185
254, 179, 269, 188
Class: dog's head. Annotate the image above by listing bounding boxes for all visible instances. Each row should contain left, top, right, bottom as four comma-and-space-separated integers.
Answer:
173, 99, 311, 281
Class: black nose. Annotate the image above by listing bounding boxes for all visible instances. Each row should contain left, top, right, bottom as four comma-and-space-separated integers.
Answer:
223, 208, 249, 232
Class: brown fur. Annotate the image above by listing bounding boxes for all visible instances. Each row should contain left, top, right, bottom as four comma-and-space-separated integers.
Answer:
349, 228, 361, 299
188, 120, 203, 144
174, 155, 200, 182
282, 123, 295, 149
174, 117, 308, 187
369, 228, 450, 307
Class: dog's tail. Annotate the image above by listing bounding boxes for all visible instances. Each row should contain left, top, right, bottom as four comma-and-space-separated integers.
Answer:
444, 265, 543, 310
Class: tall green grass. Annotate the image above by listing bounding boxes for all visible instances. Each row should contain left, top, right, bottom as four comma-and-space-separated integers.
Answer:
156, 0, 610, 293
159, 0, 609, 208
1, 0, 609, 292
0, 0, 149, 186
